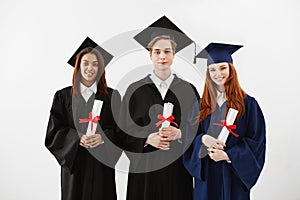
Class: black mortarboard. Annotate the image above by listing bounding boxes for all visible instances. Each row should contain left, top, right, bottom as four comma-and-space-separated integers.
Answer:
133, 16, 194, 54
67, 37, 114, 67
196, 42, 243, 66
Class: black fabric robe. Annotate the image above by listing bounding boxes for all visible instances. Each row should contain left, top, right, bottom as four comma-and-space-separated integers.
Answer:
118, 74, 200, 200
45, 86, 122, 200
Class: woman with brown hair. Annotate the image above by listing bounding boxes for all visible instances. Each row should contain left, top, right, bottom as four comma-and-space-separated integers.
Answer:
45, 37, 121, 200
183, 43, 266, 200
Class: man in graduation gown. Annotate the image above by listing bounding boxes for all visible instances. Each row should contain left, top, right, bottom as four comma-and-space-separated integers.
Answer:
118, 16, 200, 200
45, 37, 122, 200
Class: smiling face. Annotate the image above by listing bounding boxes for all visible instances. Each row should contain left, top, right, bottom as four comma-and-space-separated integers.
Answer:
208, 62, 230, 91
80, 53, 99, 87
150, 39, 175, 71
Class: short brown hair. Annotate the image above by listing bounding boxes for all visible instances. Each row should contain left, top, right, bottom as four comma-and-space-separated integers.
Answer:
147, 35, 177, 54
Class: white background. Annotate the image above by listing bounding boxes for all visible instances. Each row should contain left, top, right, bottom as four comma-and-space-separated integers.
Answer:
0, 0, 299, 199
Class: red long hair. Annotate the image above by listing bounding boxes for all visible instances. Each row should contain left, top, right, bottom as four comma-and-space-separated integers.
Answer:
71, 47, 108, 96
197, 63, 246, 122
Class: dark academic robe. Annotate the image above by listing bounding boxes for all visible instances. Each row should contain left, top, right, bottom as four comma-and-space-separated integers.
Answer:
183, 95, 266, 200
118, 74, 199, 200
45, 86, 122, 200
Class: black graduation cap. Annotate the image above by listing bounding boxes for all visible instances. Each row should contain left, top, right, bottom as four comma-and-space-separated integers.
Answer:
67, 37, 114, 67
196, 42, 243, 66
133, 16, 194, 54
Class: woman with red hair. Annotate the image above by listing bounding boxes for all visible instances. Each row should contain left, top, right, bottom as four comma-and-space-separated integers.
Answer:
183, 43, 266, 200
45, 38, 121, 200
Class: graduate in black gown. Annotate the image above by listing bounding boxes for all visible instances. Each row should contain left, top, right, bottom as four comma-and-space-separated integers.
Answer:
45, 37, 122, 200
118, 16, 199, 200
183, 43, 266, 200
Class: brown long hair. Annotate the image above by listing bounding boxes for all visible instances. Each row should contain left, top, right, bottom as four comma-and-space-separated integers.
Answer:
71, 47, 108, 96
197, 63, 246, 122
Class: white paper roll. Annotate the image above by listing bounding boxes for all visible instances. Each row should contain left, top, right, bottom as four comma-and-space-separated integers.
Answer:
161, 102, 174, 128
86, 100, 103, 136
217, 108, 238, 143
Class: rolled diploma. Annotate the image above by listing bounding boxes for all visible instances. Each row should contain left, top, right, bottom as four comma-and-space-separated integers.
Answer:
217, 108, 238, 143
161, 102, 174, 128
86, 100, 103, 136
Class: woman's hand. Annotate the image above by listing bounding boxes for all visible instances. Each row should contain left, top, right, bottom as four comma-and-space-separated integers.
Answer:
202, 134, 225, 150
80, 134, 103, 148
207, 148, 230, 162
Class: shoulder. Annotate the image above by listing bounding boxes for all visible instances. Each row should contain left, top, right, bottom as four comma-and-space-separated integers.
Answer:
172, 75, 200, 98
124, 75, 151, 95
174, 75, 197, 89
107, 87, 121, 99
55, 86, 71, 95
53, 86, 72, 100
244, 94, 260, 107
244, 94, 264, 118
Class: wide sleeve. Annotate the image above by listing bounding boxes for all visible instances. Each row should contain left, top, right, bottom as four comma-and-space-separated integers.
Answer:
226, 97, 266, 190
101, 89, 122, 145
116, 88, 148, 153
183, 101, 205, 180
45, 91, 80, 172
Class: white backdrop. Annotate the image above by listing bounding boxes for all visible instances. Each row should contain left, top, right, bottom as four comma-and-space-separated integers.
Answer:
0, 0, 299, 199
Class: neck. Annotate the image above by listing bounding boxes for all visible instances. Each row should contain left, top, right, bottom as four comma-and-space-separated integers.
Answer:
153, 68, 171, 81
81, 80, 94, 88
217, 85, 225, 93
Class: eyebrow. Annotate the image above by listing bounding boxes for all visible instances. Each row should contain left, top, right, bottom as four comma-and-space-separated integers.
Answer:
82, 59, 98, 63
153, 48, 172, 51
219, 64, 228, 67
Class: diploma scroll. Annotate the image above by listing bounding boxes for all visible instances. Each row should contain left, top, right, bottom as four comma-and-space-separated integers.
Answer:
161, 102, 174, 128
217, 108, 238, 143
86, 100, 103, 136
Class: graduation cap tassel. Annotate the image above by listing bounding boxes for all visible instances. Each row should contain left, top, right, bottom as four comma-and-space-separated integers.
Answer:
193, 41, 197, 64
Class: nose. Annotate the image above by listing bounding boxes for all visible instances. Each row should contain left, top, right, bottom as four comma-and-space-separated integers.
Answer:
159, 52, 166, 59
87, 64, 93, 71
215, 69, 222, 77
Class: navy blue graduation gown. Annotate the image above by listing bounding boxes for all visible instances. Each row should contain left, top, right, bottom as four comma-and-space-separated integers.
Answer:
183, 95, 266, 200
118, 74, 199, 200
45, 86, 122, 200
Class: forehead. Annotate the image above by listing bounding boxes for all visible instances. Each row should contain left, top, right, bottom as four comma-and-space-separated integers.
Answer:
152, 39, 172, 50
82, 53, 98, 61
208, 62, 229, 68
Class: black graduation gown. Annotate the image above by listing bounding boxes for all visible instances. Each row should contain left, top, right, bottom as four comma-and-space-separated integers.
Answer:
118, 74, 200, 200
45, 86, 122, 200
183, 95, 266, 200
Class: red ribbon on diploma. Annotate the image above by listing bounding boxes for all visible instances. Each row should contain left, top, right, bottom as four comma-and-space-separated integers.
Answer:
213, 120, 239, 137
155, 114, 178, 127
79, 112, 100, 131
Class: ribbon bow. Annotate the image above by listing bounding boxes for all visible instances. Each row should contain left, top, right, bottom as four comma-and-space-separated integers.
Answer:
214, 120, 239, 137
155, 114, 178, 127
79, 112, 100, 131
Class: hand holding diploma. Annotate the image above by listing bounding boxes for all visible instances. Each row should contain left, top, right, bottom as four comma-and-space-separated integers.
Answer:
145, 132, 170, 150
202, 135, 225, 150
156, 102, 181, 146
207, 148, 230, 162
80, 133, 103, 148
159, 126, 181, 142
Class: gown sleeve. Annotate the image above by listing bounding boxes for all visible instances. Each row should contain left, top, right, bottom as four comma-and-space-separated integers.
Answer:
183, 101, 205, 180
45, 90, 80, 173
226, 97, 266, 190
117, 85, 150, 154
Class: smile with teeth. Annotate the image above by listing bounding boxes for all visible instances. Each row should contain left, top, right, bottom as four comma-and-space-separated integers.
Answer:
85, 71, 94, 77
